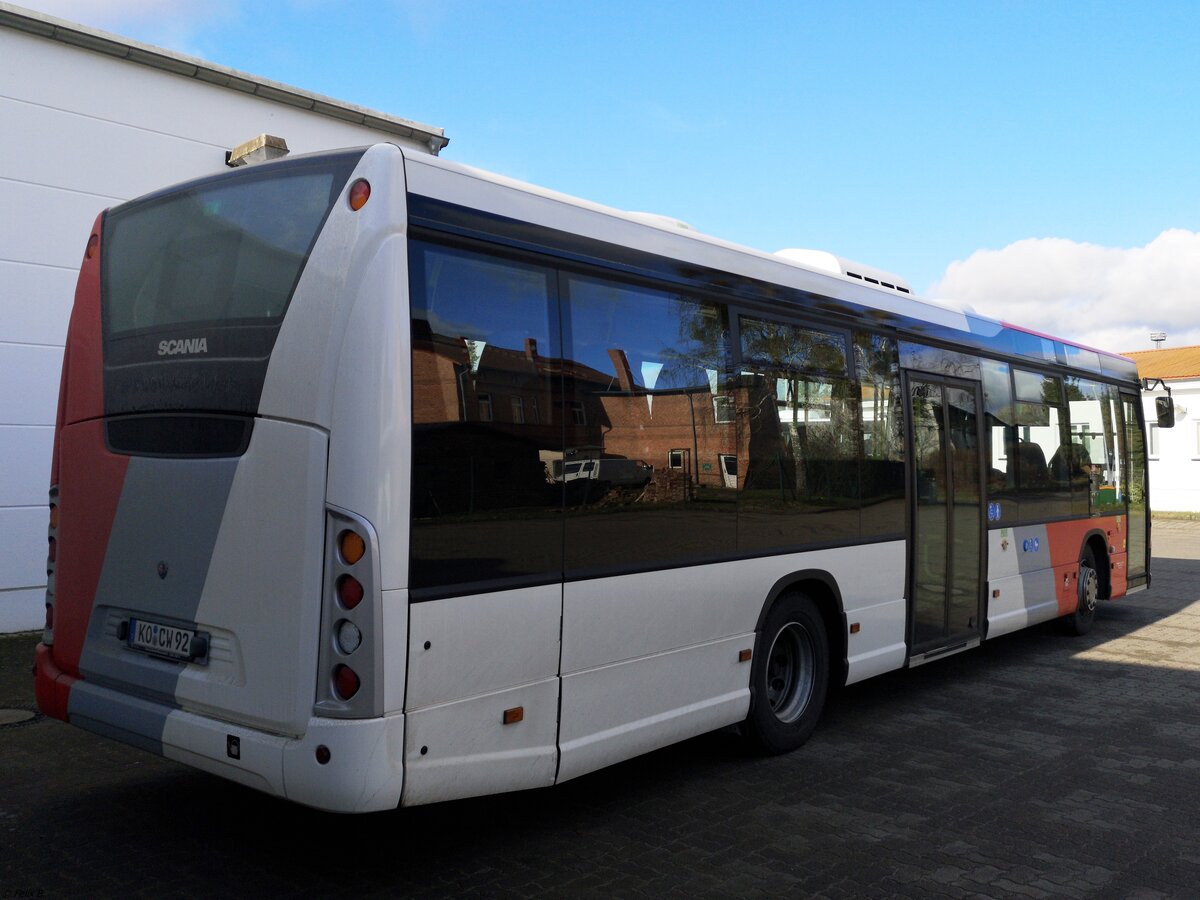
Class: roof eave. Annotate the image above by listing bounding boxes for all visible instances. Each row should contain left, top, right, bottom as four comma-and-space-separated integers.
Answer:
0, 2, 449, 153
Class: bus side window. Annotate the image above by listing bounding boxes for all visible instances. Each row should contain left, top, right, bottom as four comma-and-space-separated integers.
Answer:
408, 242, 563, 595
855, 332, 905, 538
981, 358, 1018, 525
737, 317, 860, 553
560, 274, 736, 575
1012, 368, 1071, 522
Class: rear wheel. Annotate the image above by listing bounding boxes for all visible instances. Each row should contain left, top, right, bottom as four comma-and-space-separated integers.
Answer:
743, 592, 830, 754
1059, 546, 1100, 636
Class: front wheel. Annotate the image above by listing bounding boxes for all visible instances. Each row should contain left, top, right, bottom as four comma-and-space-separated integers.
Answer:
743, 592, 830, 754
1059, 546, 1100, 636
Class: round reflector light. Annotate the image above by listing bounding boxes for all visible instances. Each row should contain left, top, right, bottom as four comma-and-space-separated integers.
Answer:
333, 664, 360, 700
348, 179, 371, 211
337, 575, 364, 609
336, 619, 362, 655
339, 530, 365, 565
85, 234, 99, 260
315, 745, 331, 765
49, 504, 59, 530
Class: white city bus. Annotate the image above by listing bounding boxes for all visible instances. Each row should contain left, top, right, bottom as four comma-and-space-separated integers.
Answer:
36, 143, 1159, 812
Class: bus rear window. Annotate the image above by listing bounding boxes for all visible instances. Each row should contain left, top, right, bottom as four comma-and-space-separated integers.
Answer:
102, 151, 362, 336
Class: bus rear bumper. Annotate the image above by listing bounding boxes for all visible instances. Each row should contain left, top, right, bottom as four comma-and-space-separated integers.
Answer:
61, 673, 405, 813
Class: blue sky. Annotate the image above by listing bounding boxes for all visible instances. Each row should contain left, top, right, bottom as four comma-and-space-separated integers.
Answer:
22, 1, 1200, 352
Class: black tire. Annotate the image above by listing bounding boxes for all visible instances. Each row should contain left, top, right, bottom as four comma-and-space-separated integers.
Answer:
743, 592, 830, 754
1059, 546, 1100, 636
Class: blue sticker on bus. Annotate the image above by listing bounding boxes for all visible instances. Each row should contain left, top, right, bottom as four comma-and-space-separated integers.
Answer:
987, 502, 1001, 522
1022, 537, 1040, 553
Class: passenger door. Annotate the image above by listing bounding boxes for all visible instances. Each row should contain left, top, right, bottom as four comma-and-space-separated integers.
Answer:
905, 374, 986, 662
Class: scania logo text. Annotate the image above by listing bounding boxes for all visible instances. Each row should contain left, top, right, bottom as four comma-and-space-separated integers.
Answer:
157, 337, 208, 356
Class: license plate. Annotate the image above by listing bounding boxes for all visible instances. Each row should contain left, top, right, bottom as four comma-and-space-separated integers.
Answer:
127, 618, 207, 663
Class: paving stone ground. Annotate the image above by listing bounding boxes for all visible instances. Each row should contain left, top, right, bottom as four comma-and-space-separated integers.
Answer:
2, 518, 1197, 898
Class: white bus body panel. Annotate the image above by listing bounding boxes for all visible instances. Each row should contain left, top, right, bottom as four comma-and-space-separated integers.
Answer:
985, 525, 1060, 638
401, 679, 559, 806
183, 419, 329, 733
405, 585, 561, 710
557, 542, 906, 782
557, 634, 751, 783
401, 584, 561, 804
259, 142, 413, 591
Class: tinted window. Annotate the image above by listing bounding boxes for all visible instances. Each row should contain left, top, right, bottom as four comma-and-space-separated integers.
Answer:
409, 243, 562, 594
855, 332, 904, 537
1121, 396, 1148, 578
99, 150, 364, 417
738, 322, 859, 552
741, 317, 847, 373
103, 154, 360, 336
1012, 369, 1070, 520
562, 274, 735, 575
1064, 378, 1121, 516
982, 358, 1019, 525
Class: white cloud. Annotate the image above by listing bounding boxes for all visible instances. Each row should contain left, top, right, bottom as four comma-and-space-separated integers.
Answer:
929, 229, 1200, 355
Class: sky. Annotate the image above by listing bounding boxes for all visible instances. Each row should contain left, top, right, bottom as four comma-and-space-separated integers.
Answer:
20, 0, 1200, 353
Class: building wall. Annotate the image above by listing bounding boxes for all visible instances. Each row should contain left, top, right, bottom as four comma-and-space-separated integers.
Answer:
0, 23, 438, 631
1143, 379, 1200, 513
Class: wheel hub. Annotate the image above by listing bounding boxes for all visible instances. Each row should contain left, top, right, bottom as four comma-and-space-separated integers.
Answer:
1080, 565, 1099, 613
766, 622, 816, 724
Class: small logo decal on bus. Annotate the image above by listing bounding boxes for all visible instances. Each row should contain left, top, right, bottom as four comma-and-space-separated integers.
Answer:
157, 337, 209, 356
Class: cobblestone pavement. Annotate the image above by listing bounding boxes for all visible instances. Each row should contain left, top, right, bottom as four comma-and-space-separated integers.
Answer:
2, 519, 1197, 898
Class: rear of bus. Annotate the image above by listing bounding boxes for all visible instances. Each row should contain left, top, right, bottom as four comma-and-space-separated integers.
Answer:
34, 143, 411, 812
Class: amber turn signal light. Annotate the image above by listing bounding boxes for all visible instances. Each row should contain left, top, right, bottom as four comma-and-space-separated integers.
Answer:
348, 179, 371, 211
339, 530, 365, 565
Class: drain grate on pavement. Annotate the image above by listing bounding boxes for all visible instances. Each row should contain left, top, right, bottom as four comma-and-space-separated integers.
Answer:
0, 707, 39, 727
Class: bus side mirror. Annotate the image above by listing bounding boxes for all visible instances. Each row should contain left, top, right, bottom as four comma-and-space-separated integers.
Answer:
1155, 396, 1175, 428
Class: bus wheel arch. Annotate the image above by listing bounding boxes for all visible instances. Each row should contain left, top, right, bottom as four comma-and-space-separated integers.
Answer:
1059, 533, 1108, 636
744, 573, 843, 754
1086, 532, 1112, 600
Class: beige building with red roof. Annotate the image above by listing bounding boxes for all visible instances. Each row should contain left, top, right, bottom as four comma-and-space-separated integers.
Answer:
1122, 345, 1200, 513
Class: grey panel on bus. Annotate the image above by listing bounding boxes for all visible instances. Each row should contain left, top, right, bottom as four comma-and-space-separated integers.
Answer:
79, 455, 238, 703
68, 682, 171, 756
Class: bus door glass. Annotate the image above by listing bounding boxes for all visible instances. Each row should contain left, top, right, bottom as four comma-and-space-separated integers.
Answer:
1120, 393, 1148, 580
906, 374, 985, 654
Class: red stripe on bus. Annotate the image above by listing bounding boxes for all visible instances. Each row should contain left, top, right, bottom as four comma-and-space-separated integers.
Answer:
62, 213, 106, 427
34, 642, 75, 722
1044, 516, 1127, 615
38, 216, 129, 705
50, 419, 130, 680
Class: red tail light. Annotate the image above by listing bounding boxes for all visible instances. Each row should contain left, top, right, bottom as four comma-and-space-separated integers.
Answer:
333, 664, 360, 700
318, 511, 376, 718
337, 575, 364, 609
